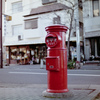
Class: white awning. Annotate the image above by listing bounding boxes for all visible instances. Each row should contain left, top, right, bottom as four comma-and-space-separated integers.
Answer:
3, 38, 45, 46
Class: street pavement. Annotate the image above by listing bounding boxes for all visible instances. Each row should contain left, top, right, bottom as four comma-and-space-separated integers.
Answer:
0, 64, 100, 100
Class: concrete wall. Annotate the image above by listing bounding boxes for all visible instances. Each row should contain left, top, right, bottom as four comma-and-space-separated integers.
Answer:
83, 0, 100, 33
84, 17, 100, 33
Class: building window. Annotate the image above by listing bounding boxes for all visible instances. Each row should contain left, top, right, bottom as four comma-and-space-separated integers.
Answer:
12, 1, 23, 13
25, 19, 38, 29
93, 0, 99, 17
53, 16, 61, 24
42, 0, 57, 5
12, 25, 22, 36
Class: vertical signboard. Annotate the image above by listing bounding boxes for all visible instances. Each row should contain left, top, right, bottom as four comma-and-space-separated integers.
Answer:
0, 0, 3, 68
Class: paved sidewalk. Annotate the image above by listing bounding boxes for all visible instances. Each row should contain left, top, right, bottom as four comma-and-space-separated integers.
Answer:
80, 64, 100, 70
3, 64, 46, 69
0, 84, 99, 100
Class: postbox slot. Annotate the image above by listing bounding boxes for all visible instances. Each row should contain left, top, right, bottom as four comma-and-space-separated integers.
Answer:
46, 56, 60, 71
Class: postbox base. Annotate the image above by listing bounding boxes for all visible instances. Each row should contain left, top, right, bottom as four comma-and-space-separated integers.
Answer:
46, 89, 68, 93
42, 90, 74, 98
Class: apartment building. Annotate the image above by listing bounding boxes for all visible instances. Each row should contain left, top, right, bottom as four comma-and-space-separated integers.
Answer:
83, 0, 100, 60
3, 0, 83, 65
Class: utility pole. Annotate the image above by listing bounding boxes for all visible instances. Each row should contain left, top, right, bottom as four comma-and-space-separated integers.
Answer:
75, 0, 80, 62
0, 0, 3, 68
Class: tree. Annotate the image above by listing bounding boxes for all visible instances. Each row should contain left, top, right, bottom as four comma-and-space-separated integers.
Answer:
63, 0, 81, 62
40, 0, 82, 62
64, 0, 75, 62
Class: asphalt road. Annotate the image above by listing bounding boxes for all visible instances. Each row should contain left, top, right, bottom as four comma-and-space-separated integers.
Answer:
0, 65, 100, 85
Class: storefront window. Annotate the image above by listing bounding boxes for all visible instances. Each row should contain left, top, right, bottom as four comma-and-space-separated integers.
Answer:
10, 45, 47, 65
30, 45, 47, 64
10, 48, 18, 60
10, 46, 30, 64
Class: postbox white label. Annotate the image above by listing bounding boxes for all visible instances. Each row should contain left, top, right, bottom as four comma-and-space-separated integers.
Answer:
46, 37, 58, 47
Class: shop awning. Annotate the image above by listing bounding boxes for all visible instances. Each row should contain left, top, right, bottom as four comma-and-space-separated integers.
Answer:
3, 38, 45, 46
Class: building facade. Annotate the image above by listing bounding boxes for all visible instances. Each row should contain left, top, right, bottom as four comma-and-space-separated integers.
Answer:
3, 0, 83, 65
83, 0, 100, 60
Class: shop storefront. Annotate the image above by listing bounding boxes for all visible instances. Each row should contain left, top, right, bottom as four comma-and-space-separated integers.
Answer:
6, 41, 84, 65
6, 44, 47, 65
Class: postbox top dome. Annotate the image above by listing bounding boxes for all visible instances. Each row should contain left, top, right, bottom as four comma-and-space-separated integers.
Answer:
45, 25, 68, 33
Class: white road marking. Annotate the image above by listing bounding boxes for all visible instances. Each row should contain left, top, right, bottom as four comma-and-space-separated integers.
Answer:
9, 72, 100, 77
68, 74, 100, 77
9, 72, 47, 75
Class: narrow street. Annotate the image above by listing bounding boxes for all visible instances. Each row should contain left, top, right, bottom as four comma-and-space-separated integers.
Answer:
0, 65, 100, 85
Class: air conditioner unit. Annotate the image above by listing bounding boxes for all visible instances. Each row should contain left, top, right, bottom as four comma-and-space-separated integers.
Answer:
18, 35, 23, 41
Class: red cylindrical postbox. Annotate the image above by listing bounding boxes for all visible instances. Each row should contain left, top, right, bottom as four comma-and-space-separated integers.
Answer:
45, 25, 68, 93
